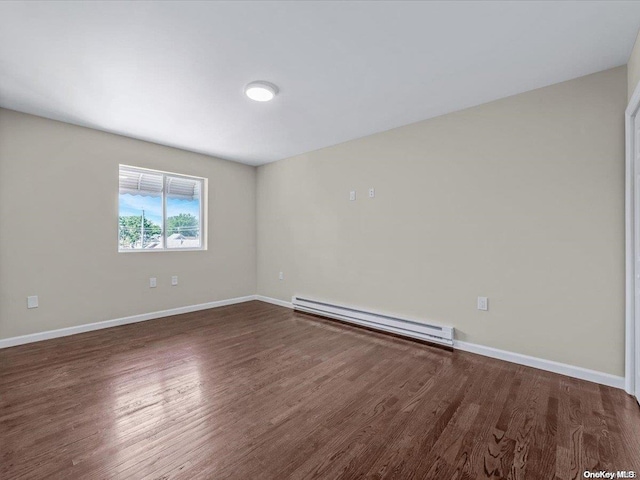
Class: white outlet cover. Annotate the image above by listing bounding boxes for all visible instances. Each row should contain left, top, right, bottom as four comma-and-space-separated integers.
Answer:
477, 296, 488, 311
27, 295, 38, 309
369, 188, 375, 198
171, 276, 178, 286
349, 190, 356, 201
279, 272, 284, 280
150, 277, 157, 288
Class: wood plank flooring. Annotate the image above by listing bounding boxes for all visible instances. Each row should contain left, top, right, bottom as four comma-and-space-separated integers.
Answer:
1, 300, 639, 479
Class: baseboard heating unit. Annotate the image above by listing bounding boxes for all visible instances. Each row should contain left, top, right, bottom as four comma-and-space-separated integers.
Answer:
291, 296, 454, 347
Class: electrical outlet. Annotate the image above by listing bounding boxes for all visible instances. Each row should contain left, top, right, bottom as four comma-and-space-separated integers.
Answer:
27, 295, 38, 309
171, 276, 178, 286
369, 187, 375, 198
279, 271, 284, 280
477, 296, 488, 311
349, 190, 356, 201
150, 277, 157, 288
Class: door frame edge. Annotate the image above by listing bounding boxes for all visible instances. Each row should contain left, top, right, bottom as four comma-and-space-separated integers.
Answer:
625, 81, 640, 396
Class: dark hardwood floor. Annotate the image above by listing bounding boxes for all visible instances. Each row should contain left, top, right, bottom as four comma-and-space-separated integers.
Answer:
1, 301, 639, 479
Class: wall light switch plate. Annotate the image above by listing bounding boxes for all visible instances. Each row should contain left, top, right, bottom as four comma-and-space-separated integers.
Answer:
171, 276, 178, 286
349, 191, 356, 201
27, 295, 38, 309
477, 296, 488, 311
150, 277, 157, 288
279, 271, 284, 280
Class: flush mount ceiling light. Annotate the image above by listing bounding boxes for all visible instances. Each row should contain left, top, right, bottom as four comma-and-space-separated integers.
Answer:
245, 81, 278, 102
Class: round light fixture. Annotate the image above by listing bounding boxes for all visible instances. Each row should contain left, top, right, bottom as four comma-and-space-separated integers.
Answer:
245, 81, 278, 102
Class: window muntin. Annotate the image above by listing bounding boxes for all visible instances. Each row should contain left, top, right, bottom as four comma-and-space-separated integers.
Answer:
118, 165, 205, 252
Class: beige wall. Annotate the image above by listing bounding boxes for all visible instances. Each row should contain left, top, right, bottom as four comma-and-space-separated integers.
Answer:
0, 67, 628, 377
257, 66, 627, 376
0, 108, 256, 339
629, 30, 640, 99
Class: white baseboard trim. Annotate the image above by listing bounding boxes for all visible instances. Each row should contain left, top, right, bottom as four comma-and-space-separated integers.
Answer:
0, 295, 256, 349
254, 295, 293, 309
254, 296, 624, 390
454, 340, 625, 390
2, 294, 625, 391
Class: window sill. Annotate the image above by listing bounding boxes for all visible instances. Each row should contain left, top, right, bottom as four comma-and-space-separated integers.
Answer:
118, 247, 206, 253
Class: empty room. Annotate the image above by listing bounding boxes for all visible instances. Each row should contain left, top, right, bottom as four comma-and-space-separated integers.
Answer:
2, 1, 640, 478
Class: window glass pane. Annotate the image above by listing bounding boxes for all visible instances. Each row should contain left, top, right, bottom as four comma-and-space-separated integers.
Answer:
118, 168, 164, 250
166, 176, 201, 249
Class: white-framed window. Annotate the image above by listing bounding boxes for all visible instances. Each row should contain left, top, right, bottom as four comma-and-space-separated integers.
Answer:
118, 165, 206, 252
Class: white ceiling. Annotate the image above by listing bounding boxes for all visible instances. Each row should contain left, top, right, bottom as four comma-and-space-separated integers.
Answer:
1, 1, 639, 166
